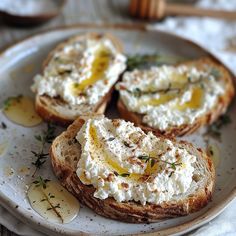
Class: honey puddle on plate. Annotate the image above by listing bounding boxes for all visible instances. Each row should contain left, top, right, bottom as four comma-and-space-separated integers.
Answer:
28, 180, 80, 224
3, 95, 42, 127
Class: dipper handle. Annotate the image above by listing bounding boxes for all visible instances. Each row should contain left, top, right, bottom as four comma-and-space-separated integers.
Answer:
130, 0, 236, 20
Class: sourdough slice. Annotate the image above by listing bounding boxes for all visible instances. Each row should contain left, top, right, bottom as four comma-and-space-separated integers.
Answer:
34, 33, 124, 126
50, 117, 215, 223
117, 57, 235, 137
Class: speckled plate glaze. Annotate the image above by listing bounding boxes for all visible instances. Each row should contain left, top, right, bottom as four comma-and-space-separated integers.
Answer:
0, 24, 235, 236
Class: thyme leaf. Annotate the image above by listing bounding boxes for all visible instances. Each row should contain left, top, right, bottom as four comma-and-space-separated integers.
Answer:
137, 155, 182, 170
119, 173, 130, 177
3, 94, 23, 111
206, 114, 231, 139
137, 155, 150, 162
123, 141, 132, 148
161, 160, 182, 170
113, 171, 130, 177
33, 176, 50, 189
132, 88, 142, 97
107, 137, 115, 142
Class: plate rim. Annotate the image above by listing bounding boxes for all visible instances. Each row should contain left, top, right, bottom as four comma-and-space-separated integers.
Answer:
0, 23, 235, 236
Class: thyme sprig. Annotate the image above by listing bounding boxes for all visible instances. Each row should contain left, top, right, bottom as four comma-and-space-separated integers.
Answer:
127, 77, 205, 98
126, 54, 184, 71
32, 123, 56, 176
127, 82, 181, 98
32, 177, 63, 223
33, 176, 50, 189
31, 151, 48, 173
206, 114, 231, 139
137, 155, 182, 170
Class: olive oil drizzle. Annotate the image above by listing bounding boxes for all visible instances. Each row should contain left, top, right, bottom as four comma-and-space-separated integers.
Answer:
72, 48, 111, 95
88, 125, 180, 180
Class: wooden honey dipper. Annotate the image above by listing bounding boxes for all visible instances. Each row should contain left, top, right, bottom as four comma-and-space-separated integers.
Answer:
130, 0, 236, 20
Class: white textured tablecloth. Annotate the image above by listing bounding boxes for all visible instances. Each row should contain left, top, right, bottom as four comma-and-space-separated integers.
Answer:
1, 0, 236, 235
154, 0, 236, 234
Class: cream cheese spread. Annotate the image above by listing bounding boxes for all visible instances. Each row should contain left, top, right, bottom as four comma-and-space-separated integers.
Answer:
116, 65, 225, 130
31, 36, 126, 106
76, 117, 196, 205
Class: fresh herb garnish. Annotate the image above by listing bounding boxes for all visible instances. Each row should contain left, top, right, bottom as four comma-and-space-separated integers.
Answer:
3, 94, 23, 110
113, 171, 130, 177
200, 83, 205, 89
31, 178, 63, 223
137, 155, 150, 162
126, 54, 184, 71
47, 203, 61, 211
119, 173, 130, 177
32, 123, 56, 176
206, 114, 231, 139
31, 151, 48, 172
43, 123, 56, 144
137, 155, 182, 170
58, 69, 72, 75
210, 68, 221, 79
123, 141, 132, 148
168, 171, 174, 177
161, 160, 182, 170
127, 85, 180, 98
126, 54, 159, 71
1, 122, 7, 129
107, 137, 115, 142
33, 176, 50, 189
132, 88, 142, 97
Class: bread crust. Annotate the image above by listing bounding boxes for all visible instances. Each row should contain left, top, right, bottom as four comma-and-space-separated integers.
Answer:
50, 118, 215, 223
117, 57, 235, 137
35, 33, 124, 126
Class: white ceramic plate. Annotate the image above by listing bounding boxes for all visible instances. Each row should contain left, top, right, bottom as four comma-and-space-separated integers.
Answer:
0, 24, 235, 236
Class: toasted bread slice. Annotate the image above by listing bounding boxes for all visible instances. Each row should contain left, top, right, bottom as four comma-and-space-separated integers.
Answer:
50, 117, 215, 223
117, 57, 235, 137
33, 33, 125, 126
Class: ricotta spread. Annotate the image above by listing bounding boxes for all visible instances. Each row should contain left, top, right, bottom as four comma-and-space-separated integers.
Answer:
116, 64, 225, 130
31, 36, 126, 106
76, 117, 196, 205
